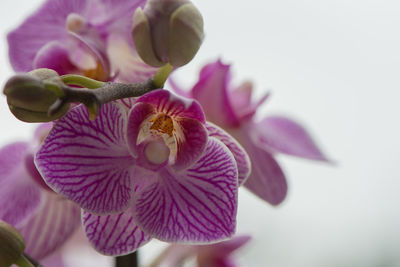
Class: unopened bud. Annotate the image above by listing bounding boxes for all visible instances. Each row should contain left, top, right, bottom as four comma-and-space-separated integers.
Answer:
0, 220, 25, 267
132, 0, 204, 67
3, 69, 69, 122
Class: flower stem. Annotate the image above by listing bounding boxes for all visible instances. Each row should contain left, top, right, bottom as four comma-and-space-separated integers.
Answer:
48, 78, 158, 119
60, 74, 105, 89
15, 254, 37, 267
152, 63, 173, 89
115, 251, 138, 267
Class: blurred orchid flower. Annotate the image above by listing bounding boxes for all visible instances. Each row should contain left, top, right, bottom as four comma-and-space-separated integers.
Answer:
173, 59, 328, 205
0, 123, 81, 261
35, 90, 250, 255
8, 0, 156, 82
150, 235, 251, 267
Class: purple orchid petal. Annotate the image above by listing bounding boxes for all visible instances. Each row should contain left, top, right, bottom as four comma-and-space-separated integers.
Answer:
205, 123, 251, 185
196, 235, 252, 267
106, 34, 157, 83
82, 209, 151, 256
172, 118, 208, 170
240, 133, 287, 205
7, 0, 87, 72
136, 89, 206, 123
254, 116, 328, 161
127, 102, 156, 156
18, 193, 81, 260
41, 250, 66, 267
134, 137, 238, 243
33, 123, 53, 144
198, 234, 251, 256
191, 60, 239, 127
0, 143, 42, 226
33, 41, 78, 75
35, 103, 135, 214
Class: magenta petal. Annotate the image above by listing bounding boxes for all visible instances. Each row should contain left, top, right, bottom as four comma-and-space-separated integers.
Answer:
241, 134, 287, 205
255, 116, 328, 161
205, 123, 251, 185
82, 209, 151, 256
19, 194, 81, 260
35, 103, 135, 214
191, 60, 239, 127
7, 0, 87, 71
134, 138, 238, 243
33, 41, 78, 75
173, 118, 208, 170
0, 143, 41, 226
136, 89, 206, 123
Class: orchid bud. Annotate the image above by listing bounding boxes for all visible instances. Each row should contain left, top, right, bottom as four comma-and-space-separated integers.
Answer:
0, 220, 25, 267
3, 68, 69, 122
132, 0, 204, 67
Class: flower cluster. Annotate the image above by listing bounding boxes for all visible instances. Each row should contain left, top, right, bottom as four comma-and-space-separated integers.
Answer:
0, 0, 328, 264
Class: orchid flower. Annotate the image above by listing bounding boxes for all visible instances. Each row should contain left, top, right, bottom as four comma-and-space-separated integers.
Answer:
0, 124, 81, 261
150, 234, 251, 267
35, 89, 250, 256
173, 59, 328, 205
8, 0, 156, 82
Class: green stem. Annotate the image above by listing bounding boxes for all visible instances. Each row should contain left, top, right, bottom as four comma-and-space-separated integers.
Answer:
60, 74, 105, 89
15, 254, 35, 267
115, 251, 138, 267
152, 63, 173, 88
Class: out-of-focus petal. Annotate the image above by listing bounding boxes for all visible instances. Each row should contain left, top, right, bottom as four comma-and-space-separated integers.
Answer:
205, 123, 251, 185
134, 138, 238, 243
106, 34, 157, 83
198, 234, 251, 257
35, 103, 135, 214
7, 0, 88, 71
136, 89, 206, 123
0, 143, 42, 226
82, 209, 151, 256
254, 116, 328, 161
240, 132, 287, 205
41, 250, 66, 267
33, 41, 78, 75
191, 60, 239, 127
18, 193, 81, 260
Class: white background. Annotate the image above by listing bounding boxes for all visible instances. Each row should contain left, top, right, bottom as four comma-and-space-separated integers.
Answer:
1, 0, 400, 266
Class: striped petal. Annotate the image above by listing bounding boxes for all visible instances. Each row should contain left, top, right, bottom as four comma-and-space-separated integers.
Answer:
35, 103, 135, 214
18, 193, 81, 260
82, 209, 151, 256
205, 123, 251, 185
134, 138, 238, 243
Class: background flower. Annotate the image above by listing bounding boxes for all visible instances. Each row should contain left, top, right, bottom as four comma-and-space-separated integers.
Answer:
8, 0, 156, 82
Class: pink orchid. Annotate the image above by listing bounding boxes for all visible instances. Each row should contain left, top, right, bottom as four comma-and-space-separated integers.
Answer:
35, 90, 250, 255
8, 0, 156, 82
0, 124, 81, 261
151, 235, 251, 267
175, 59, 328, 205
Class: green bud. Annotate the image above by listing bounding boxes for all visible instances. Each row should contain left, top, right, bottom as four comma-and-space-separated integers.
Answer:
3, 69, 69, 122
0, 220, 25, 267
132, 0, 204, 67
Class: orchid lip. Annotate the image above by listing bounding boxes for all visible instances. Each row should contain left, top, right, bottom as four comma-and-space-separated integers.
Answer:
144, 140, 170, 165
